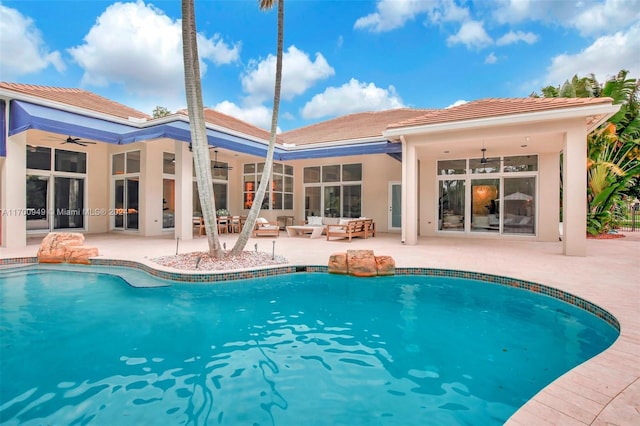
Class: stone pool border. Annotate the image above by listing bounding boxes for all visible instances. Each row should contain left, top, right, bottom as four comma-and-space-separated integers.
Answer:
0, 256, 620, 332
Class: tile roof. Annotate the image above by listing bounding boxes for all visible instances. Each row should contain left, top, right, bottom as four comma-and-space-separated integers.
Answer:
172, 108, 273, 142
388, 97, 615, 129
281, 108, 435, 145
0, 82, 150, 120
1, 83, 615, 146
202, 108, 272, 142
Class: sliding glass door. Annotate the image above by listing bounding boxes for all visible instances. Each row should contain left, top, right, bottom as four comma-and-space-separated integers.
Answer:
113, 178, 139, 230
53, 177, 85, 229
437, 156, 538, 236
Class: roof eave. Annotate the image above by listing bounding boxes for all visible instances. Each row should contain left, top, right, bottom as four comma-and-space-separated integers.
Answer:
281, 135, 388, 151
383, 103, 622, 137
0, 88, 148, 127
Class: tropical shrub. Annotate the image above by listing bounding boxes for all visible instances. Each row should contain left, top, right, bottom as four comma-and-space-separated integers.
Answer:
536, 70, 639, 235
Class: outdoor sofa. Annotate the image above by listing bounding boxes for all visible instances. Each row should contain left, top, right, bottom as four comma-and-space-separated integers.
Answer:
325, 217, 375, 242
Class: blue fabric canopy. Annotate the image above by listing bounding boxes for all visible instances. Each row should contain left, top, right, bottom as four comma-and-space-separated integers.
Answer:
9, 100, 136, 144
7, 100, 401, 159
1, 100, 5, 157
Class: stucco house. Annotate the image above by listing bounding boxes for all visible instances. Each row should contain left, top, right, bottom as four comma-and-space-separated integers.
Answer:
0, 82, 620, 255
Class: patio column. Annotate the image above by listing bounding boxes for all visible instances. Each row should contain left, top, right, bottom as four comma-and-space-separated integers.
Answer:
174, 140, 193, 241
562, 120, 587, 256
401, 137, 418, 245
1, 133, 27, 248
537, 152, 561, 242
140, 145, 163, 236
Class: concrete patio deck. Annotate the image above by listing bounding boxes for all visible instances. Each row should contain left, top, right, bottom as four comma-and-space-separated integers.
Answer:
1, 231, 638, 425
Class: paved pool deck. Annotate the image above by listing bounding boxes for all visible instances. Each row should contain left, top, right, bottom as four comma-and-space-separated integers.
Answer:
1, 231, 638, 425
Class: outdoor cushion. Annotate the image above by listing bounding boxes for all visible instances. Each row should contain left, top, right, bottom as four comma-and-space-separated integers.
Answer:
308, 216, 323, 226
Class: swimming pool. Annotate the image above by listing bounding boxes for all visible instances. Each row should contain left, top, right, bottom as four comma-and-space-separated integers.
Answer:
0, 266, 618, 425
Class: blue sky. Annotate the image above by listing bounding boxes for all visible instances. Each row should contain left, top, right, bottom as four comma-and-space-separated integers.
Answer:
1, 0, 638, 132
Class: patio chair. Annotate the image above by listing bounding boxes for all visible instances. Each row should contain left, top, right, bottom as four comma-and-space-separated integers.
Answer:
217, 216, 229, 234
193, 217, 205, 236
253, 217, 280, 238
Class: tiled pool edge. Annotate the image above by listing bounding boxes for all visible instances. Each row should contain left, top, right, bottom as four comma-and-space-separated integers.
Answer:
0, 256, 620, 332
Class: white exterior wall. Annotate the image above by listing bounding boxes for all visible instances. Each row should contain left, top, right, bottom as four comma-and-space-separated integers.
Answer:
562, 120, 588, 255
86, 142, 110, 234
174, 140, 194, 241
1, 133, 27, 248
419, 157, 438, 237
538, 152, 561, 242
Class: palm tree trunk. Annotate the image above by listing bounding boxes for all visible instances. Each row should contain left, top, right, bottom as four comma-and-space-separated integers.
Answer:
230, 0, 284, 256
181, 0, 223, 257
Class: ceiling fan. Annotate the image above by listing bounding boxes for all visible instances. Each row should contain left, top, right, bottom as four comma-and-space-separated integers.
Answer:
187, 144, 233, 170
479, 147, 496, 164
44, 135, 96, 147
212, 149, 233, 170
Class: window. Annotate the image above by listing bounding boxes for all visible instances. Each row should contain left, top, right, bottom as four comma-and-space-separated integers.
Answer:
243, 162, 294, 210
162, 153, 175, 229
55, 149, 87, 173
303, 163, 362, 218
503, 177, 536, 235
470, 178, 499, 233
26, 146, 51, 170
26, 146, 87, 232
112, 151, 140, 230
193, 157, 229, 215
112, 151, 140, 175
504, 155, 538, 172
437, 159, 466, 175
436, 156, 538, 235
439, 180, 465, 232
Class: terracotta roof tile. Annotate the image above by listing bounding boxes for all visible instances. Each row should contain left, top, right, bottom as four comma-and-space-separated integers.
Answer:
0, 82, 150, 120
202, 108, 272, 142
164, 108, 273, 142
388, 97, 615, 129
281, 108, 435, 145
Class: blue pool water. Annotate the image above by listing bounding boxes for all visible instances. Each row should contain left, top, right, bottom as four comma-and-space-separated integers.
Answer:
0, 268, 618, 425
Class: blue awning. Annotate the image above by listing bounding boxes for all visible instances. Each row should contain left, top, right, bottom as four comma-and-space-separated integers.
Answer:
1, 100, 5, 157
8, 100, 271, 156
9, 100, 137, 144
120, 120, 273, 157
7, 99, 402, 160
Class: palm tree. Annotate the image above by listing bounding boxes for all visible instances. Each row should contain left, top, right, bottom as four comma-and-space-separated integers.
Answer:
587, 123, 640, 234
181, 0, 223, 257
229, 0, 284, 256
536, 70, 640, 235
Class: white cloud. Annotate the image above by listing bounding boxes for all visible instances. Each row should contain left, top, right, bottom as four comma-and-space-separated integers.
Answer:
0, 5, 65, 79
485, 52, 498, 64
493, 0, 573, 24
545, 23, 640, 86
68, 1, 239, 102
447, 99, 468, 108
496, 30, 538, 46
427, 0, 469, 24
354, 0, 435, 32
241, 45, 335, 105
301, 78, 405, 120
571, 0, 640, 36
493, 0, 640, 36
213, 100, 279, 133
447, 20, 493, 49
